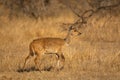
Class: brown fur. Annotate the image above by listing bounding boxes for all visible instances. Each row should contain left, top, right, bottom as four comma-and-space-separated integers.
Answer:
22, 26, 80, 71
23, 38, 66, 71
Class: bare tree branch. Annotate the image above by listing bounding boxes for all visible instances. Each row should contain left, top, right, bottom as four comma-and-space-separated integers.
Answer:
66, 1, 120, 36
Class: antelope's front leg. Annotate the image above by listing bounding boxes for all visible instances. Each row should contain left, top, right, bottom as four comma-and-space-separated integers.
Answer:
55, 53, 65, 71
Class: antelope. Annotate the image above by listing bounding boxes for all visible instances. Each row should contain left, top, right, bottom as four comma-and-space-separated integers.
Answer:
22, 23, 81, 72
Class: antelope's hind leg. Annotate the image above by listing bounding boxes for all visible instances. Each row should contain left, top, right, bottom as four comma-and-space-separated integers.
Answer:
22, 55, 33, 71
34, 50, 45, 72
34, 55, 43, 72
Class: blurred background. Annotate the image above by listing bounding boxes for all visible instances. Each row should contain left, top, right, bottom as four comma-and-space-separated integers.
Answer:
0, 0, 120, 80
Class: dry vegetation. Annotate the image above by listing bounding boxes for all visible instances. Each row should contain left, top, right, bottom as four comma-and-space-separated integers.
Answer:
0, 0, 120, 80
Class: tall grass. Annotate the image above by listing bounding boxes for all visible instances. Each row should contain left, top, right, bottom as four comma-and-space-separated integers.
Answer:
0, 4, 120, 73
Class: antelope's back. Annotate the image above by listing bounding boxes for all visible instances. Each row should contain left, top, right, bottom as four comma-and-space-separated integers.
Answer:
31, 38, 65, 52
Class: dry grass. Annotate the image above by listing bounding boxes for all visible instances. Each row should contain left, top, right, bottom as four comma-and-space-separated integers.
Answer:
0, 4, 120, 80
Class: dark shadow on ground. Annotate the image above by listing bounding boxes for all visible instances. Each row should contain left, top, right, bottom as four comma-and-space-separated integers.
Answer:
17, 66, 53, 72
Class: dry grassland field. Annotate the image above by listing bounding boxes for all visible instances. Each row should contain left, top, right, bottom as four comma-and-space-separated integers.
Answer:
0, 0, 120, 80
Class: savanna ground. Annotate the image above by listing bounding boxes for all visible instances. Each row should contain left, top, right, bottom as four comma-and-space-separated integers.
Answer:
0, 0, 120, 80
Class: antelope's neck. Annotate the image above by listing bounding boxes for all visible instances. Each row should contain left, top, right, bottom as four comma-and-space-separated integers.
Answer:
64, 35, 71, 44
64, 28, 72, 44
